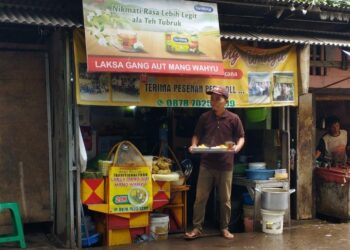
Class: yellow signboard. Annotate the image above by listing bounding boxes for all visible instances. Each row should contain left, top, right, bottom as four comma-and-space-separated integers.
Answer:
74, 31, 298, 107
108, 166, 152, 213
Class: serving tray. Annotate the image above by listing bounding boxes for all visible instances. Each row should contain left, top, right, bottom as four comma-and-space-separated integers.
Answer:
191, 147, 234, 153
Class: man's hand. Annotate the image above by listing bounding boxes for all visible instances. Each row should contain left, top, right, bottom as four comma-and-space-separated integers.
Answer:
232, 145, 238, 153
233, 137, 245, 154
189, 145, 197, 153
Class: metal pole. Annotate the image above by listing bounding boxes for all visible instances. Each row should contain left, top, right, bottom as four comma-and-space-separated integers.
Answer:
65, 32, 77, 249
45, 52, 54, 223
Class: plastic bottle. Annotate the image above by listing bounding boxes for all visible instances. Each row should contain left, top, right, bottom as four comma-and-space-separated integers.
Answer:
276, 160, 282, 169
290, 139, 296, 170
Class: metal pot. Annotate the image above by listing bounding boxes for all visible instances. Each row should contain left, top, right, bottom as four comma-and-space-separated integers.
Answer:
256, 188, 295, 211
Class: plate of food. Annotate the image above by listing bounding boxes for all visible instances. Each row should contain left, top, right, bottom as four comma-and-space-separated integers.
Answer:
191, 144, 210, 152
210, 145, 229, 152
191, 144, 234, 153
128, 186, 149, 207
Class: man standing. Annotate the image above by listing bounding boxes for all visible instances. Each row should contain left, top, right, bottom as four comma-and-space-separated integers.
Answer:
185, 86, 245, 240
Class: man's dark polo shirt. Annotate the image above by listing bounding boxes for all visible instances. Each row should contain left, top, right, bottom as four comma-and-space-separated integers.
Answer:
194, 110, 245, 171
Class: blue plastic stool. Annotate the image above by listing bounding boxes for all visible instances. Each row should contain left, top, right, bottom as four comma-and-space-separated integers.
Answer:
0, 202, 26, 248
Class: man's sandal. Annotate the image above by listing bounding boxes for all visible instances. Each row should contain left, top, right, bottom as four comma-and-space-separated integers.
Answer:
184, 228, 202, 240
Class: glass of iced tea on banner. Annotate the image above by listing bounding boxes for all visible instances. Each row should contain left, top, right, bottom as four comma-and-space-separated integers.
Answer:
117, 30, 137, 50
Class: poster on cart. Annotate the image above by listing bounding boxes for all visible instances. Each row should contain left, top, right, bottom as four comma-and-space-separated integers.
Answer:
74, 32, 298, 107
109, 166, 153, 213
81, 0, 223, 75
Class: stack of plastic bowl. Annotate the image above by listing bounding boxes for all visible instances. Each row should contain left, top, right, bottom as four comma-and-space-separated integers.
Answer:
245, 162, 274, 180
248, 162, 266, 170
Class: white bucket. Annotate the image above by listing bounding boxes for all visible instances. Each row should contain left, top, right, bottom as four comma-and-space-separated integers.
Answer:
261, 209, 285, 234
150, 213, 169, 240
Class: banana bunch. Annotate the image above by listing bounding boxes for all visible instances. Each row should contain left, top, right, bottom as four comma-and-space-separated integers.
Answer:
152, 156, 172, 174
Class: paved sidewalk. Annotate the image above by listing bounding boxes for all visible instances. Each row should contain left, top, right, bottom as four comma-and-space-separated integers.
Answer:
97, 220, 350, 250
3, 219, 350, 249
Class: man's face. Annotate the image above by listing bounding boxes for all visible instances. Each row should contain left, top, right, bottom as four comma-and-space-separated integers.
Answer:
210, 93, 227, 112
329, 122, 340, 136
281, 84, 286, 95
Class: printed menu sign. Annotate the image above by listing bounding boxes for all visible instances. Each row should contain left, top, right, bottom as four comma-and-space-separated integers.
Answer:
82, 0, 223, 75
109, 166, 152, 213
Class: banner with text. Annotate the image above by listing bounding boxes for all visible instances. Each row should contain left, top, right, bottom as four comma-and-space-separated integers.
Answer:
75, 32, 298, 107
82, 0, 223, 75
108, 166, 153, 213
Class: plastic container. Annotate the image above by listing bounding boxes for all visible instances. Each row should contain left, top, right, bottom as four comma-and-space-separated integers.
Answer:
243, 204, 254, 232
245, 107, 268, 122
233, 163, 248, 176
82, 233, 99, 248
276, 160, 282, 169
244, 217, 254, 232
275, 169, 288, 180
171, 173, 185, 186
248, 162, 266, 169
98, 160, 112, 176
245, 169, 275, 180
150, 213, 169, 240
260, 209, 285, 234
243, 192, 254, 205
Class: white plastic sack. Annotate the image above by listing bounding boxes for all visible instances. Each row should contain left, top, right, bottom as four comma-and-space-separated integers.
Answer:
79, 127, 88, 173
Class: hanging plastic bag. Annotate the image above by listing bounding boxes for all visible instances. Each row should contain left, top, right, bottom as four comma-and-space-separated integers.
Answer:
79, 127, 88, 173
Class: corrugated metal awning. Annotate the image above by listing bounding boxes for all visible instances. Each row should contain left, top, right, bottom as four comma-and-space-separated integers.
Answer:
221, 32, 350, 47
0, 7, 82, 28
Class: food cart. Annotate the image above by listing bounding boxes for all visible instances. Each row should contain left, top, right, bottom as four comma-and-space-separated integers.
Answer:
81, 141, 189, 246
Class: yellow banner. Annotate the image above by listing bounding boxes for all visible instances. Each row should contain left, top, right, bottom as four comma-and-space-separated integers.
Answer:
108, 166, 153, 213
74, 30, 298, 107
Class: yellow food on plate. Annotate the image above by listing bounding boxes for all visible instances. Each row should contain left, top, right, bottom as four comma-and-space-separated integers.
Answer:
211, 145, 227, 149
198, 144, 208, 148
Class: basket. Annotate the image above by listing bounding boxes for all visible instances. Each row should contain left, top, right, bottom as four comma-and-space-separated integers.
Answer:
82, 233, 99, 247
152, 142, 184, 185
98, 160, 112, 176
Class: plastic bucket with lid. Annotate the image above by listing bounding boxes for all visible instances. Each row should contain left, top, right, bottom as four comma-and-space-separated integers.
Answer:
260, 209, 285, 234
150, 213, 169, 240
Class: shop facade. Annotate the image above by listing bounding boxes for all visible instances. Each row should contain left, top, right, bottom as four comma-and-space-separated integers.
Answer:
75, 0, 301, 247
74, 0, 350, 246
2, 0, 350, 248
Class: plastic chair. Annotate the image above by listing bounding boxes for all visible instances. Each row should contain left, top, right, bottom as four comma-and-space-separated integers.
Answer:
0, 202, 26, 248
